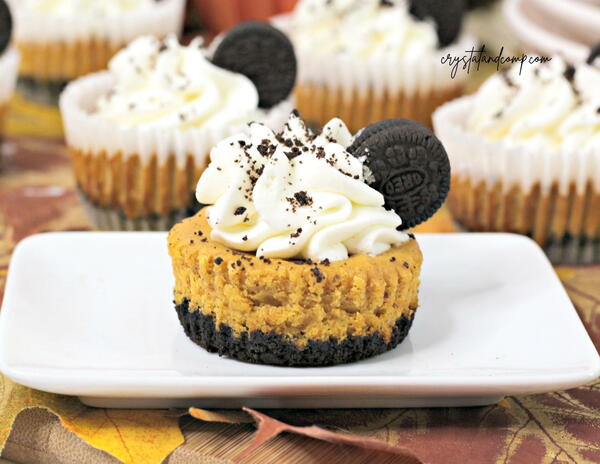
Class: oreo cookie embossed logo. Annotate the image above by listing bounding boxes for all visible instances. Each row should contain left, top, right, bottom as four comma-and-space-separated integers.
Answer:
380, 145, 428, 201
382, 169, 427, 200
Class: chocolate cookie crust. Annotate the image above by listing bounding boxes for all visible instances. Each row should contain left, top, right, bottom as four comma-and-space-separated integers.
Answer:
176, 299, 415, 367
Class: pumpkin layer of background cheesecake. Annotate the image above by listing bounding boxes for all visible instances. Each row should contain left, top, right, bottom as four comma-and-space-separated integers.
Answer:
169, 208, 422, 364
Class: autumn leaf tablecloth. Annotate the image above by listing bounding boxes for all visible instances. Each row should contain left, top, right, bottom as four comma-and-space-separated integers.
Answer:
0, 96, 599, 464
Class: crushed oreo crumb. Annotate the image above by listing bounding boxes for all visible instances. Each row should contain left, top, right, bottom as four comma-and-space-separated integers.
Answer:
564, 65, 576, 82
310, 267, 325, 283
286, 191, 314, 213
294, 191, 313, 206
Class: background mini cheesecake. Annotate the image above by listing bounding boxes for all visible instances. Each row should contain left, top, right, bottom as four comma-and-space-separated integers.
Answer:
281, 0, 473, 132
59, 22, 296, 231
9, 0, 186, 103
433, 47, 600, 265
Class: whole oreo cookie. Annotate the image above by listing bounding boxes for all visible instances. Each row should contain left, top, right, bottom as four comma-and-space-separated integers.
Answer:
409, 0, 465, 47
212, 21, 296, 109
587, 42, 600, 65
348, 119, 451, 230
0, 0, 12, 55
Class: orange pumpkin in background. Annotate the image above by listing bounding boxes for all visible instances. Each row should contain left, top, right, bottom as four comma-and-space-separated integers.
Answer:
193, 0, 297, 34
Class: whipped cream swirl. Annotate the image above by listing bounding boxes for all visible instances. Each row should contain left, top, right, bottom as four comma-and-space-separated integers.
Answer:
95, 35, 261, 130
14, 0, 157, 15
292, 0, 439, 57
467, 56, 600, 151
196, 113, 409, 262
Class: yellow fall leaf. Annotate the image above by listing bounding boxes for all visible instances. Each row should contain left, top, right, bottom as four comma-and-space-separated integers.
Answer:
0, 376, 185, 464
6, 94, 64, 138
0, 375, 85, 451
555, 267, 577, 282
62, 408, 185, 464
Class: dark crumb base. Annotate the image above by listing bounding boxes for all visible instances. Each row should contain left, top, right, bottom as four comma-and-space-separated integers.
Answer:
454, 219, 600, 265
175, 299, 415, 367
78, 189, 202, 231
17, 77, 68, 106
542, 233, 600, 266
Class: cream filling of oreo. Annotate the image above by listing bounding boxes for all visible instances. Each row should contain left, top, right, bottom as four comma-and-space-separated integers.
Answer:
196, 113, 409, 262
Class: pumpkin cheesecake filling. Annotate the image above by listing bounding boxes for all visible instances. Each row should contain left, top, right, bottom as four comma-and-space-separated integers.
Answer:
169, 209, 421, 347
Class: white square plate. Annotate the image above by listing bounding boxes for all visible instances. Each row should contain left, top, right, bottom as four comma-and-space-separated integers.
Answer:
0, 233, 598, 409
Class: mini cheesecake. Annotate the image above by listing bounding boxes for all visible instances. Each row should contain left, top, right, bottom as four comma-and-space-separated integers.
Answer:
168, 111, 450, 366
168, 209, 422, 366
